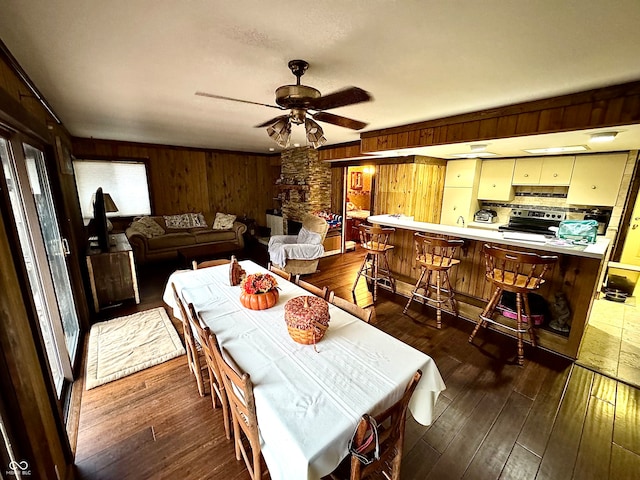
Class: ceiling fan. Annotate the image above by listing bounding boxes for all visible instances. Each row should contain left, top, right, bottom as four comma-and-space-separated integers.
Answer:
195, 59, 372, 148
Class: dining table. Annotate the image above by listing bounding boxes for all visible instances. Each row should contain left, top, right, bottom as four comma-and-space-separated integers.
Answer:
163, 260, 445, 480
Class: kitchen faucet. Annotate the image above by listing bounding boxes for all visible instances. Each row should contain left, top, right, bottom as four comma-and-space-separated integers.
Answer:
457, 216, 465, 227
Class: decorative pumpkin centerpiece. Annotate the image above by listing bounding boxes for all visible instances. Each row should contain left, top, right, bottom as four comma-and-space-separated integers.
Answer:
284, 296, 330, 346
239, 272, 279, 310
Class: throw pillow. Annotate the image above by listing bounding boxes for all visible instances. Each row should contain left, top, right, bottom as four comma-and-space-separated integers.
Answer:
130, 216, 165, 238
297, 227, 322, 245
213, 212, 236, 230
164, 213, 208, 229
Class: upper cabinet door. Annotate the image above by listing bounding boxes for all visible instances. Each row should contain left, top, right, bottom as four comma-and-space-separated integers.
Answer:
566, 153, 627, 206
477, 159, 515, 201
512, 158, 542, 185
444, 159, 482, 188
539, 156, 575, 185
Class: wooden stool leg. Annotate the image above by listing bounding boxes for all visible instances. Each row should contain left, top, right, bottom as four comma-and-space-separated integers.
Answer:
515, 293, 525, 366
351, 253, 369, 297
522, 294, 537, 348
372, 254, 379, 302
443, 269, 457, 316
404, 267, 427, 314
435, 270, 443, 329
382, 251, 396, 293
469, 286, 502, 343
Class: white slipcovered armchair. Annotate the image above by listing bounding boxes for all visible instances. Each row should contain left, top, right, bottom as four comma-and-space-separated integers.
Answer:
268, 214, 329, 275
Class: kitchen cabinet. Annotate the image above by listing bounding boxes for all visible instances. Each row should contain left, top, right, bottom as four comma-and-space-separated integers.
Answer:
440, 159, 482, 226
477, 159, 515, 201
441, 187, 479, 226
512, 156, 574, 186
539, 156, 575, 185
444, 159, 482, 188
512, 158, 543, 185
567, 153, 627, 206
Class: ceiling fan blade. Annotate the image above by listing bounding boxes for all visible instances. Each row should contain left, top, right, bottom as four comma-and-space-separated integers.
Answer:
308, 86, 372, 111
195, 91, 284, 110
255, 114, 290, 128
312, 111, 368, 130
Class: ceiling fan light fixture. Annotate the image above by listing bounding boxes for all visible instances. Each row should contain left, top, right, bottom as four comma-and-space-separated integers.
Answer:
266, 117, 291, 148
305, 118, 327, 148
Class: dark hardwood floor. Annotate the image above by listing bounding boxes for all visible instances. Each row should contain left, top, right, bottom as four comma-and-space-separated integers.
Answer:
74, 246, 640, 479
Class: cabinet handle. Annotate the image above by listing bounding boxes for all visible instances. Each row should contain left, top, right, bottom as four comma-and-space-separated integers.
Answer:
492, 184, 496, 187
553, 173, 558, 177
457, 174, 461, 178
524, 173, 529, 177
591, 185, 597, 189
61, 238, 71, 256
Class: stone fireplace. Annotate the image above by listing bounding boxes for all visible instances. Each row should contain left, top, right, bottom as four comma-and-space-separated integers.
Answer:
278, 146, 331, 233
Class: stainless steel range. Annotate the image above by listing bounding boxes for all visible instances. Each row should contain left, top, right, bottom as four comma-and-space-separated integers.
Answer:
498, 208, 566, 236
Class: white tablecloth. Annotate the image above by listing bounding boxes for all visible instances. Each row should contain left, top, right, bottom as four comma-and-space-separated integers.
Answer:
163, 260, 445, 480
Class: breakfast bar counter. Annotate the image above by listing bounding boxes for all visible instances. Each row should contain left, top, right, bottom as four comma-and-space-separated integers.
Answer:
367, 215, 612, 359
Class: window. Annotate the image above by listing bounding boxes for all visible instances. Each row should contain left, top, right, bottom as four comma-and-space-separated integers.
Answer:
73, 159, 151, 221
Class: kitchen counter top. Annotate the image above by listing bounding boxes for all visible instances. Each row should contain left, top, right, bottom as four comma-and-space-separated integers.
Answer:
368, 214, 610, 259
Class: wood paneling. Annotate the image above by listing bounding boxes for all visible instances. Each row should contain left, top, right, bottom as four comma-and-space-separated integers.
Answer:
71, 138, 279, 226
380, 228, 601, 358
374, 157, 446, 223
361, 81, 640, 153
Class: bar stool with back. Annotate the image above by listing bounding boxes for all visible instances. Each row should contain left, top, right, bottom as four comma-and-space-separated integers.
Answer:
403, 233, 464, 329
468, 244, 558, 366
351, 224, 396, 303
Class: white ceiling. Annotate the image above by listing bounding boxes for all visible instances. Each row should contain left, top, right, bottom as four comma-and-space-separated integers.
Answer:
2, 0, 640, 157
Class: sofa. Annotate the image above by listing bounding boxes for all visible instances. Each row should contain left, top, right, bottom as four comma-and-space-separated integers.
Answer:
125, 212, 246, 264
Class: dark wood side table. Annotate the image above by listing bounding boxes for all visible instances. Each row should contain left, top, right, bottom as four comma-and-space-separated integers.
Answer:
86, 232, 140, 312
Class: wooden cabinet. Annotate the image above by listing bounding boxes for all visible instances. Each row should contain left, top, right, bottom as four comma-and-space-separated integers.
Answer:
86, 233, 140, 312
444, 159, 482, 187
567, 153, 627, 206
477, 159, 515, 201
441, 187, 479, 226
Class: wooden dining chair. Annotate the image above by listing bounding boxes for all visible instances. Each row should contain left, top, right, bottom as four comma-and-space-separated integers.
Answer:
193, 258, 231, 269
212, 345, 267, 479
170, 283, 207, 397
187, 304, 231, 440
331, 370, 422, 480
268, 262, 292, 282
327, 291, 375, 324
294, 276, 329, 299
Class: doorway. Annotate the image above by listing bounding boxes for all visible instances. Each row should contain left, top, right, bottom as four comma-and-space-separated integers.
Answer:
344, 165, 375, 249
0, 135, 80, 397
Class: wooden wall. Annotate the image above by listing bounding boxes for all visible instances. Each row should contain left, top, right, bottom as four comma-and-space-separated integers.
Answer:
361, 81, 640, 153
71, 138, 279, 225
375, 157, 446, 222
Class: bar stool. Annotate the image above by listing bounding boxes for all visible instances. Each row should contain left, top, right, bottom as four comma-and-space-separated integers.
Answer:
352, 224, 396, 302
403, 234, 464, 328
468, 244, 558, 366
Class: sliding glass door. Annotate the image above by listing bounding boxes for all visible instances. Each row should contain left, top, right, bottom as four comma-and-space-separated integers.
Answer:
0, 136, 79, 396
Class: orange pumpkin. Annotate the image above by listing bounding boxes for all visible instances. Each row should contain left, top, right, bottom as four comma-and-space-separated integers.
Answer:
239, 289, 279, 310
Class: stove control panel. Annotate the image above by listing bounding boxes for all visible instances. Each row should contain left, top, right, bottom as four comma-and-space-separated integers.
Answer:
509, 209, 566, 221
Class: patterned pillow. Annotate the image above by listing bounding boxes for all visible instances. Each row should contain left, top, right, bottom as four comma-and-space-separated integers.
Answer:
129, 216, 165, 238
163, 213, 208, 229
213, 212, 237, 230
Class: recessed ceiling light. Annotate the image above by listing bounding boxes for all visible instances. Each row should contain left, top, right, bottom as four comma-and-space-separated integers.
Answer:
450, 152, 498, 159
293, 143, 300, 147
523, 145, 589, 154
269, 147, 275, 152
589, 132, 618, 143
470, 144, 488, 152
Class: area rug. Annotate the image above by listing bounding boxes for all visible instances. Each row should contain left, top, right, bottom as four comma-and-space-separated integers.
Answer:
85, 307, 185, 389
